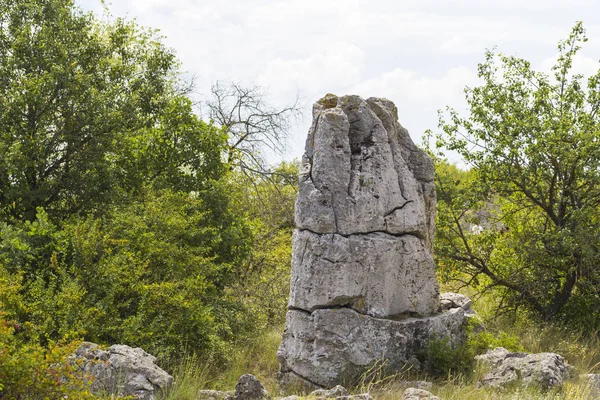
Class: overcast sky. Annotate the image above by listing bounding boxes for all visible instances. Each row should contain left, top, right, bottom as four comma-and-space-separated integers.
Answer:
79, 0, 600, 165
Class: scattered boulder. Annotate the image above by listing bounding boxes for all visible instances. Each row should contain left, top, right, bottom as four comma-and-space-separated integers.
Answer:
398, 380, 433, 390
278, 94, 470, 388
307, 385, 372, 399
279, 307, 466, 388
197, 389, 234, 400
476, 347, 578, 390
309, 385, 349, 398
402, 388, 439, 400
234, 374, 270, 400
71, 342, 172, 400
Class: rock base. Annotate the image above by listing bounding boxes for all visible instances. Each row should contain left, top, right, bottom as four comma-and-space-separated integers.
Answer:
277, 306, 467, 389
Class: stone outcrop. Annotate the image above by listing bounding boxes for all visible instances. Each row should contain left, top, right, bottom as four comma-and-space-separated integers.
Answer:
582, 374, 600, 397
476, 347, 578, 390
71, 342, 172, 400
278, 94, 468, 389
234, 374, 270, 400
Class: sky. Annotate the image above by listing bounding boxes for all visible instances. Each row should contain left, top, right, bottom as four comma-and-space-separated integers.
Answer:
78, 0, 600, 165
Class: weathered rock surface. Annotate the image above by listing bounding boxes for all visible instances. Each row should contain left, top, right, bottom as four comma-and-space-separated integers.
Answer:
278, 307, 466, 389
439, 292, 476, 317
197, 390, 234, 400
71, 342, 172, 400
309, 385, 349, 398
278, 94, 468, 389
306, 386, 374, 400
234, 374, 270, 400
293, 94, 439, 318
402, 388, 440, 400
296, 95, 436, 243
289, 230, 439, 317
476, 347, 578, 390
398, 381, 433, 390
582, 374, 600, 397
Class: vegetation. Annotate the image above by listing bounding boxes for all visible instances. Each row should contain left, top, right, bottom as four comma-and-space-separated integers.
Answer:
429, 22, 600, 328
155, 295, 600, 400
0, 0, 599, 398
0, 0, 294, 395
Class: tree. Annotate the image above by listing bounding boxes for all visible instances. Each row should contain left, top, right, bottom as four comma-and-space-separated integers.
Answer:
431, 22, 600, 327
229, 161, 298, 327
205, 81, 301, 176
0, 0, 260, 364
0, 0, 195, 221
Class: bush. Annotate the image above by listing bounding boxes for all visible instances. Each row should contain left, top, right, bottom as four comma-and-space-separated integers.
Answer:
0, 313, 95, 399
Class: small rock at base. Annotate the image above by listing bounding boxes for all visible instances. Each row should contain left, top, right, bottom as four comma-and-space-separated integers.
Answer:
476, 348, 578, 390
582, 374, 600, 396
234, 374, 270, 400
402, 388, 440, 400
197, 389, 234, 400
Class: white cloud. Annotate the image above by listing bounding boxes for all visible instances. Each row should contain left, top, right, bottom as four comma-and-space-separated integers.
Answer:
76, 0, 600, 164
540, 53, 600, 79
258, 43, 365, 101
350, 66, 477, 105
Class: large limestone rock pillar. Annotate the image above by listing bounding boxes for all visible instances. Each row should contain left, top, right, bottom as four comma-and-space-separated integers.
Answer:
277, 95, 467, 389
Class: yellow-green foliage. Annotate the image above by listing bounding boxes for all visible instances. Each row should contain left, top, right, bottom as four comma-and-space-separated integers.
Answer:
0, 313, 95, 399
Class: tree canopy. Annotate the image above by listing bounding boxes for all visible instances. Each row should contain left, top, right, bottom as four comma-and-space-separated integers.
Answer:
0, 0, 224, 221
432, 22, 600, 326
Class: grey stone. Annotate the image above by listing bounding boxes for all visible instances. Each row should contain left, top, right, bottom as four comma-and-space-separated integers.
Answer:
297, 95, 436, 244
402, 388, 440, 400
289, 230, 439, 318
234, 374, 270, 400
197, 390, 234, 400
71, 342, 172, 400
279, 94, 468, 389
278, 307, 466, 388
476, 348, 578, 390
335, 395, 373, 400
439, 292, 475, 316
474, 347, 513, 367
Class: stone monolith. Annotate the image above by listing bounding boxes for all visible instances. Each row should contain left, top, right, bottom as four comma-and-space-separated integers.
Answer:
277, 94, 468, 389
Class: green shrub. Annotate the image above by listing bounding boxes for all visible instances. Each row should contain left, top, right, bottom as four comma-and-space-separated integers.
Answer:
0, 313, 95, 399
0, 188, 256, 365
